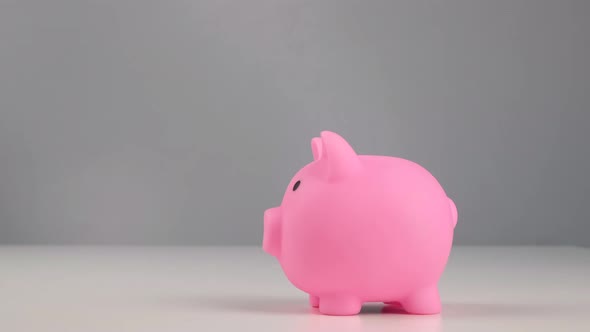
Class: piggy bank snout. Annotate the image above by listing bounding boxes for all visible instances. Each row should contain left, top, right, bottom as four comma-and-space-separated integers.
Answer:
263, 207, 282, 257
264, 207, 281, 224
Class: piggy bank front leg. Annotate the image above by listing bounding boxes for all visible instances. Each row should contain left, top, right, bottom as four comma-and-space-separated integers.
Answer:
318, 295, 362, 316
263, 207, 282, 258
401, 285, 441, 315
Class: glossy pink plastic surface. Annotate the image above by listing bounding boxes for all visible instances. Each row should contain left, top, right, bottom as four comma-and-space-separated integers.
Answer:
263, 131, 457, 316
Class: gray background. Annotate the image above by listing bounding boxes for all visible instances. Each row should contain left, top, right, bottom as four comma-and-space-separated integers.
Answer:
0, 0, 588, 246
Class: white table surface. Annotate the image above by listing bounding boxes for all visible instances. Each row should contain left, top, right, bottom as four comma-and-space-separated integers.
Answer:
1, 246, 589, 332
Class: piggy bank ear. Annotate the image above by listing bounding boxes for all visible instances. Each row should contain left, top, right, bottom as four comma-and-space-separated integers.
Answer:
311, 137, 323, 161
320, 131, 361, 180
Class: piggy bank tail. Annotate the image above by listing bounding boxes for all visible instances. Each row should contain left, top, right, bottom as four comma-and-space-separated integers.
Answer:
448, 198, 458, 228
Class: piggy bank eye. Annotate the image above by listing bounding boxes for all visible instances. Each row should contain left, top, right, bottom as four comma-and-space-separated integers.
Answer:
292, 180, 301, 191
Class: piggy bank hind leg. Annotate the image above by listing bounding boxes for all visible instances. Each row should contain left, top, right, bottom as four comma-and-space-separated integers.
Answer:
318, 295, 362, 316
383, 301, 404, 310
400, 285, 441, 315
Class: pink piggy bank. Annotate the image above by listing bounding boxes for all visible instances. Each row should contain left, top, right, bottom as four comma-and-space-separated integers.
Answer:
263, 131, 457, 316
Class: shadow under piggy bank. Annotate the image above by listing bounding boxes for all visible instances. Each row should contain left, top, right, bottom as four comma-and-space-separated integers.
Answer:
293, 305, 443, 332
160, 295, 586, 332
179, 294, 580, 316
